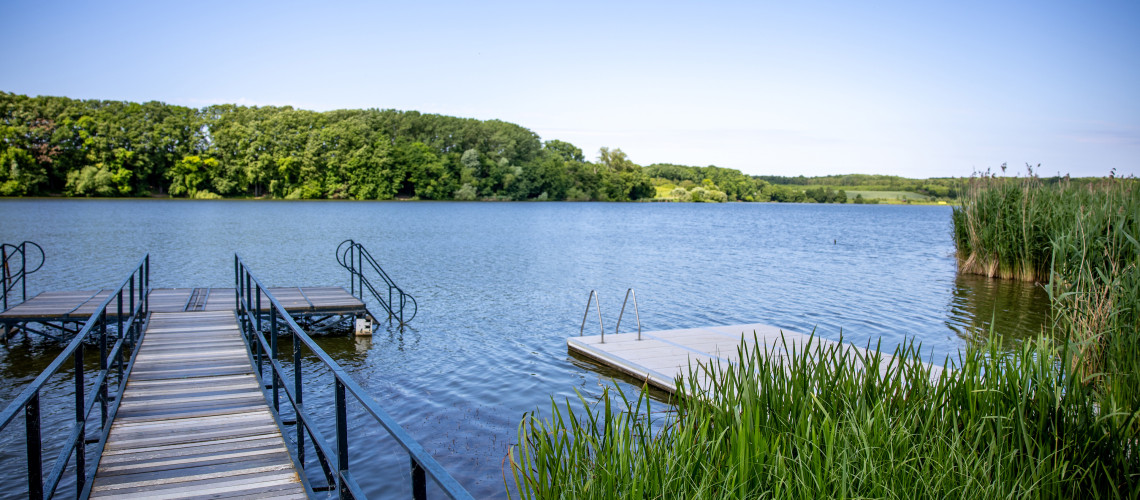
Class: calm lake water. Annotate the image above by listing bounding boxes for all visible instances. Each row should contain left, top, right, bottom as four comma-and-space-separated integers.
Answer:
0, 199, 1050, 497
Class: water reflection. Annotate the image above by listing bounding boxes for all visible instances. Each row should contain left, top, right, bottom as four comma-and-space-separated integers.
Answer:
946, 273, 1052, 346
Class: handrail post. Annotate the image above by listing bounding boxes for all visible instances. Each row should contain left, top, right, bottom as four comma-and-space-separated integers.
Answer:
234, 256, 240, 316
117, 289, 124, 342
99, 310, 109, 425
20, 242, 26, 303
143, 255, 149, 314
294, 319, 304, 465
269, 302, 279, 413
255, 284, 262, 333
73, 341, 86, 494
26, 391, 42, 500
2, 245, 8, 310
128, 274, 135, 328
117, 290, 125, 379
412, 458, 426, 500
335, 379, 349, 498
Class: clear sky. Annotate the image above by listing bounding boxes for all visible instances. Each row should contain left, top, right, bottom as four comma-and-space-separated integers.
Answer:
1, 0, 1137, 178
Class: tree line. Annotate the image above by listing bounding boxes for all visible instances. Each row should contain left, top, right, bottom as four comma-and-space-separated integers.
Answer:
0, 91, 939, 203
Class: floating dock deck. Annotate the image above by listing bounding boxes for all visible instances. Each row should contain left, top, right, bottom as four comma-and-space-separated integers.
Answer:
1, 286, 367, 323
89, 310, 306, 499
568, 323, 946, 393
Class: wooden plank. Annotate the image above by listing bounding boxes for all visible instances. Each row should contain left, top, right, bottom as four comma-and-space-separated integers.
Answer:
147, 288, 196, 313
101, 434, 286, 459
91, 311, 304, 498
92, 471, 303, 499
100, 436, 287, 464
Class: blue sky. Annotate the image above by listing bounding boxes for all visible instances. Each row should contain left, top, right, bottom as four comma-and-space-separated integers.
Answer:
1, 0, 1136, 177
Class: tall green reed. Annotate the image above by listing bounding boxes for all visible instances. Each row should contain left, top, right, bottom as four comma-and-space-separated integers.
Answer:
510, 333, 1138, 498
952, 171, 1137, 282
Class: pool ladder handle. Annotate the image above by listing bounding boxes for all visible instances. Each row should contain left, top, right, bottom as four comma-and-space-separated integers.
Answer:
579, 288, 642, 344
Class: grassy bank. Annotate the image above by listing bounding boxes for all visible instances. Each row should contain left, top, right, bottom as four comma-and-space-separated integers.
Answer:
509, 175, 1140, 498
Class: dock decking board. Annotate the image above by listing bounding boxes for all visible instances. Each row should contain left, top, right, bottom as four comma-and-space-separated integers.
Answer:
568, 323, 946, 394
89, 311, 306, 499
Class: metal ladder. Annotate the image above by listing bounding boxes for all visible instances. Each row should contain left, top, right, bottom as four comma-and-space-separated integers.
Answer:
1, 241, 45, 312
336, 239, 418, 326
579, 288, 641, 344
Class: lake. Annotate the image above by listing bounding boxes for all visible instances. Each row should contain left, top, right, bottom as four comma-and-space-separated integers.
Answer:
0, 199, 1051, 497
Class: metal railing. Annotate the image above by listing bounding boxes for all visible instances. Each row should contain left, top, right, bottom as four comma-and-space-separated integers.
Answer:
580, 289, 644, 343
2, 241, 45, 311
580, 290, 605, 341
336, 239, 417, 326
615, 288, 642, 340
0, 255, 149, 499
235, 255, 471, 500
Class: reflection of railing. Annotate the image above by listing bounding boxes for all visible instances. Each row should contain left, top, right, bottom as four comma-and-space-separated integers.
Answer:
0, 255, 149, 498
336, 239, 417, 326
235, 255, 470, 500
1, 240, 45, 311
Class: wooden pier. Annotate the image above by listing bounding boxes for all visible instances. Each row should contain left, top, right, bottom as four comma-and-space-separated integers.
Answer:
568, 323, 947, 393
88, 310, 306, 499
0, 245, 457, 499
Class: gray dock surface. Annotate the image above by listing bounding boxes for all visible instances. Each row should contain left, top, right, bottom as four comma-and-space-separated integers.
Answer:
0, 286, 365, 321
89, 310, 306, 499
568, 323, 945, 393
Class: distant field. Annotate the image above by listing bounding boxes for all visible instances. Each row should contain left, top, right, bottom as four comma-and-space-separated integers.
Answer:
846, 190, 932, 202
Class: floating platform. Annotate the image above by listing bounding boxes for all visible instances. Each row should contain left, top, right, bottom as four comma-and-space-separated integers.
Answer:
0, 286, 367, 322
89, 310, 306, 498
568, 323, 947, 394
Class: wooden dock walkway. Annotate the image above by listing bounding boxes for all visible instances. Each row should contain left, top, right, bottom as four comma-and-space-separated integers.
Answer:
89, 310, 306, 499
568, 323, 947, 393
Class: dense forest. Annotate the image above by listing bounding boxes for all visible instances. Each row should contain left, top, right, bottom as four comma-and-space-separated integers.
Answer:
1, 91, 959, 202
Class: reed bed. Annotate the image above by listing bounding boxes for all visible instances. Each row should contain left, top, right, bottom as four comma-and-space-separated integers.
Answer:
952, 173, 1138, 282
510, 335, 1137, 498
954, 172, 1139, 405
